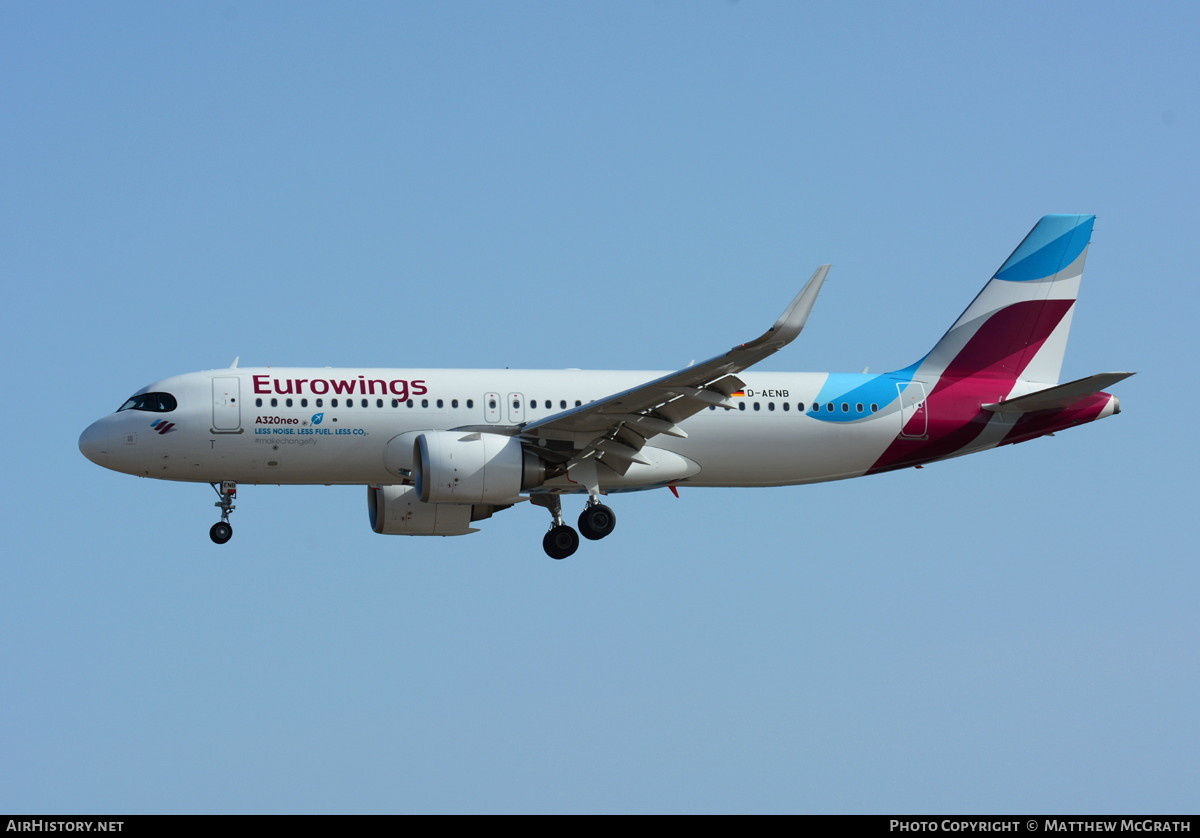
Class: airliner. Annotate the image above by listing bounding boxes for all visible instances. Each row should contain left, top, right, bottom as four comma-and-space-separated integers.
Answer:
79, 215, 1131, 559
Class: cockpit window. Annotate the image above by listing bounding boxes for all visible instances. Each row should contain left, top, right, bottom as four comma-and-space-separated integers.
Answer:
117, 392, 177, 413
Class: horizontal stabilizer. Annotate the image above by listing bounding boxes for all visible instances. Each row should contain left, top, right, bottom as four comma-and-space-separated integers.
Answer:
983, 372, 1134, 414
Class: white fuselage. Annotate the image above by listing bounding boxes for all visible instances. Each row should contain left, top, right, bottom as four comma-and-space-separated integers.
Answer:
79, 366, 933, 491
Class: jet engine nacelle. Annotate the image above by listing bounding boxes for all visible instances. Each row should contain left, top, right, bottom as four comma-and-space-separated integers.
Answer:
414, 430, 544, 505
368, 484, 481, 536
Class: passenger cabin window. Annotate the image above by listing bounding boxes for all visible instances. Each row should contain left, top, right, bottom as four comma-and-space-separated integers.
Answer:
118, 392, 178, 413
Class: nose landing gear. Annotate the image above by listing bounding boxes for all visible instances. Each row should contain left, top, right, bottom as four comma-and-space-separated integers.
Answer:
209, 481, 237, 544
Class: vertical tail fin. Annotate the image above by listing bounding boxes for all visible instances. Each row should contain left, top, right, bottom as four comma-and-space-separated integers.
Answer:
919, 214, 1095, 386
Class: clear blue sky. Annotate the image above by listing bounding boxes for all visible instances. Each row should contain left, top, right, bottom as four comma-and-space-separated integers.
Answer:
3, 1, 1194, 814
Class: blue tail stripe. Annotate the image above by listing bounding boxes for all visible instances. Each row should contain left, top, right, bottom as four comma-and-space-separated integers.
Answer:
994, 214, 1094, 282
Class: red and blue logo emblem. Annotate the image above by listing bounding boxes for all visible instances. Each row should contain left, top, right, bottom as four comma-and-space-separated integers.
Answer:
150, 419, 177, 435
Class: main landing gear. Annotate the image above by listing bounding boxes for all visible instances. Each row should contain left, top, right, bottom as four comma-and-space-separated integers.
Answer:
543, 524, 579, 561
579, 499, 617, 541
532, 494, 616, 560
209, 481, 237, 544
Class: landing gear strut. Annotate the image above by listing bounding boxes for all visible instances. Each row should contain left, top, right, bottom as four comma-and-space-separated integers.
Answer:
209, 481, 236, 544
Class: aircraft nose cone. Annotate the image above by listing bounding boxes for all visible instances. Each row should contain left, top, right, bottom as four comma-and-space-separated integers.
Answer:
78, 421, 109, 466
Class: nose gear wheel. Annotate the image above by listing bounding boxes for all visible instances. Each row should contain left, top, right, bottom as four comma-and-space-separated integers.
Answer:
209, 481, 237, 544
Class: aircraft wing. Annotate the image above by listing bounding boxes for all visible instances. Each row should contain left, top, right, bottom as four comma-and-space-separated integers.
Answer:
519, 266, 829, 473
